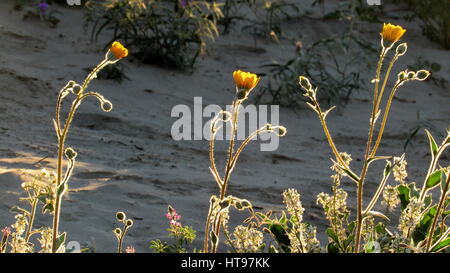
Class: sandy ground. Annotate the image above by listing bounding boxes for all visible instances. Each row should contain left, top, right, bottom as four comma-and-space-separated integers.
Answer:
0, 1, 448, 252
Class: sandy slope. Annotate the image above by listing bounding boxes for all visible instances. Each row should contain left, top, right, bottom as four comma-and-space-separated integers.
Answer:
0, 0, 448, 252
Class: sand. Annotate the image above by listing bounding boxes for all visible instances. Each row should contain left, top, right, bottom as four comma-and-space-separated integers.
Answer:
0, 0, 448, 252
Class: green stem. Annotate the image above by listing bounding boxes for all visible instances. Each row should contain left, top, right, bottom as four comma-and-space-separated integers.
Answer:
426, 173, 450, 251
25, 199, 38, 242
354, 48, 386, 253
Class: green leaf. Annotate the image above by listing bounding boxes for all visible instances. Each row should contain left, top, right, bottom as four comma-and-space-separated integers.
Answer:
55, 232, 67, 253
327, 242, 340, 253
343, 235, 354, 250
347, 221, 356, 234
430, 238, 450, 252
397, 185, 411, 211
375, 223, 386, 235
412, 206, 437, 244
425, 129, 438, 158
326, 228, 339, 244
425, 170, 443, 190
364, 241, 378, 253
383, 161, 392, 178
268, 223, 290, 253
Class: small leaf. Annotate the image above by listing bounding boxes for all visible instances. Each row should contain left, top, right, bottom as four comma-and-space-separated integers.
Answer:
384, 161, 392, 178
430, 238, 450, 252
397, 185, 411, 211
412, 206, 437, 244
425, 170, 443, 190
326, 228, 339, 244
367, 211, 390, 221
55, 232, 67, 253
327, 242, 340, 253
425, 129, 438, 158
268, 223, 290, 253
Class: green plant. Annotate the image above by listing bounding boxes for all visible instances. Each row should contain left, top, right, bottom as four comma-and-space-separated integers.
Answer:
242, 0, 299, 39
296, 22, 450, 253
256, 32, 375, 107
216, 0, 254, 34
203, 70, 287, 253
150, 206, 197, 253
85, 0, 223, 70
13, 0, 62, 27
113, 212, 134, 253
402, 0, 450, 49
0, 41, 128, 253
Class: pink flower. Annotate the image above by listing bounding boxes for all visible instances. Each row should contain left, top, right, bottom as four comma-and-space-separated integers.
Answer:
1, 227, 11, 237
170, 220, 181, 227
125, 246, 136, 253
166, 206, 182, 227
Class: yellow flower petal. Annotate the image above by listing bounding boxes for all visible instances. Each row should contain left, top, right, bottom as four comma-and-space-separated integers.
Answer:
110, 41, 128, 59
233, 70, 260, 91
381, 23, 406, 43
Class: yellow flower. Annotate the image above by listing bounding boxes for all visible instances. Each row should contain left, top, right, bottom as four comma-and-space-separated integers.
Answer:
109, 41, 128, 59
381, 23, 406, 44
233, 70, 260, 91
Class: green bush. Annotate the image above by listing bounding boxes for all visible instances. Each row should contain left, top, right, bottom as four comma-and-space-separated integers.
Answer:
256, 33, 376, 107
395, 0, 450, 49
84, 0, 223, 70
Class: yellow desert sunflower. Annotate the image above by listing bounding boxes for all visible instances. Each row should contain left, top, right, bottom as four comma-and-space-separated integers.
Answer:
106, 41, 128, 63
233, 70, 260, 91
381, 23, 406, 45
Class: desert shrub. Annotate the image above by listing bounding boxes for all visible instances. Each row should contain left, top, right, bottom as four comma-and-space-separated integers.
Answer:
13, 0, 62, 27
84, 0, 223, 70
319, 0, 383, 23
215, 0, 255, 34
256, 32, 376, 107
242, 0, 299, 38
0, 42, 129, 253
394, 0, 450, 49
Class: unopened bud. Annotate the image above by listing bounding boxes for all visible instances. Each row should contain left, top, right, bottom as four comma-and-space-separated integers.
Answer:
64, 147, 77, 160
116, 211, 126, 221
415, 70, 430, 81
299, 76, 312, 90
395, 43, 407, 56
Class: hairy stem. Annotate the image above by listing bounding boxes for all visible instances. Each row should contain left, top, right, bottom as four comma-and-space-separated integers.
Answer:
426, 173, 450, 251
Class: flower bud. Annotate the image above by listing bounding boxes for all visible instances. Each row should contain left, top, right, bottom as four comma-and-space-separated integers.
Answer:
72, 84, 82, 95
299, 76, 312, 90
219, 199, 230, 209
406, 71, 415, 80
397, 71, 406, 82
240, 200, 251, 208
67, 80, 76, 88
414, 70, 430, 81
101, 100, 113, 112
273, 126, 287, 137
116, 211, 126, 221
125, 219, 133, 227
114, 228, 122, 235
64, 147, 77, 160
395, 43, 407, 56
